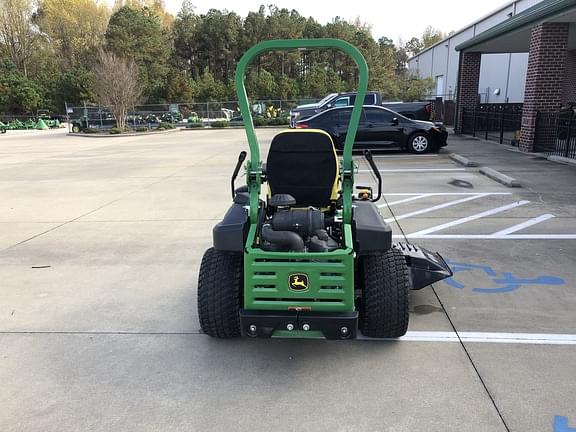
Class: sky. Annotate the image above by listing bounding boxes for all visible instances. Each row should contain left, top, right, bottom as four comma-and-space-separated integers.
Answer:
160, 0, 511, 42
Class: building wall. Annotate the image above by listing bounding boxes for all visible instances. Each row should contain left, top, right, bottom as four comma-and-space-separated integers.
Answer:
407, 0, 543, 102
562, 50, 576, 104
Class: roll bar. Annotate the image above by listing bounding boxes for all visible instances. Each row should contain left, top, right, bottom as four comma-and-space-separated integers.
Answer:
235, 39, 369, 224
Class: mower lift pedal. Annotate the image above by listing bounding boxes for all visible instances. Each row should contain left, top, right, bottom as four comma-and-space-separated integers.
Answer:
240, 309, 358, 340
394, 242, 453, 290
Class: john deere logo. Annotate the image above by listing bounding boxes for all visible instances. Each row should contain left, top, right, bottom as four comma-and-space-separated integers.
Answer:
289, 273, 309, 291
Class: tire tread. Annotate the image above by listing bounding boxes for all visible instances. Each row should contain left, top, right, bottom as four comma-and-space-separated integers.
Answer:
359, 249, 410, 338
197, 247, 242, 338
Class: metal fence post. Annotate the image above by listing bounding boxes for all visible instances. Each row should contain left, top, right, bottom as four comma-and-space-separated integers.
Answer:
485, 112, 489, 141
566, 114, 573, 158
499, 111, 504, 144
472, 109, 477, 137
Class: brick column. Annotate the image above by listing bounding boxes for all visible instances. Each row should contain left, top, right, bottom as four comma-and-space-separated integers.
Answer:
455, 52, 481, 134
562, 50, 576, 104
520, 23, 569, 152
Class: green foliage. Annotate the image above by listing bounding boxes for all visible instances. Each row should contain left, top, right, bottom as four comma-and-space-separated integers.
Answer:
402, 76, 435, 101
82, 127, 100, 133
157, 122, 175, 130
166, 71, 193, 102
47, 67, 94, 112
191, 67, 228, 101
252, 117, 267, 127
0, 0, 443, 114
109, 127, 124, 134
405, 26, 445, 57
267, 117, 289, 126
105, 6, 170, 102
0, 59, 44, 113
211, 120, 229, 128
245, 69, 277, 100
135, 126, 148, 132
187, 122, 204, 128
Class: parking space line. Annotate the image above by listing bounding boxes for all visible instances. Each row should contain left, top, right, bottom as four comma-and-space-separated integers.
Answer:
369, 154, 439, 159
384, 194, 491, 223
380, 194, 433, 207
360, 331, 576, 345
406, 200, 530, 236
394, 234, 576, 239
383, 192, 512, 196
358, 168, 466, 173
492, 214, 556, 236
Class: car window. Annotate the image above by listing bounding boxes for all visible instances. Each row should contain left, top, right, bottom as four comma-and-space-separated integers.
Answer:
333, 97, 350, 107
364, 94, 376, 104
365, 108, 395, 123
336, 109, 366, 125
337, 109, 352, 124
319, 110, 336, 123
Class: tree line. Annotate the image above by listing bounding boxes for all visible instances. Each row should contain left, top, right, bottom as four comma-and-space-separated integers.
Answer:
0, 0, 444, 114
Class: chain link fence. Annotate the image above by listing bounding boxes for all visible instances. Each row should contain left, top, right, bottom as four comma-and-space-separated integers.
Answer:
65, 100, 303, 132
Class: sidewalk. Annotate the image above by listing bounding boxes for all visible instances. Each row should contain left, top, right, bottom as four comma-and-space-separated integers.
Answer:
445, 132, 576, 193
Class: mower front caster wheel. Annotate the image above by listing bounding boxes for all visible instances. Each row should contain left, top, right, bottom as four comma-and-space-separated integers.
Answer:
359, 249, 410, 338
198, 247, 242, 338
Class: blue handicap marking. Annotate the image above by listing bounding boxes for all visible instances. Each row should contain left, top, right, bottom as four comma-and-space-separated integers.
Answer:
554, 416, 576, 432
444, 259, 565, 294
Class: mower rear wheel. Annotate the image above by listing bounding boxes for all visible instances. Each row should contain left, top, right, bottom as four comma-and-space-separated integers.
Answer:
197, 247, 242, 338
359, 249, 410, 338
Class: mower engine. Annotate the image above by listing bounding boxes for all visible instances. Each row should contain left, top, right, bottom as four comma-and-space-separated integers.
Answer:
260, 194, 339, 253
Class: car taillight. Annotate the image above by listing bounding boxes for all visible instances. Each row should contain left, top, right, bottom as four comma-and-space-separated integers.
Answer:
296, 123, 309, 128
425, 104, 432, 113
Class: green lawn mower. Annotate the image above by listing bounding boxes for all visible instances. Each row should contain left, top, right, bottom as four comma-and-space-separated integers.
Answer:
198, 39, 452, 340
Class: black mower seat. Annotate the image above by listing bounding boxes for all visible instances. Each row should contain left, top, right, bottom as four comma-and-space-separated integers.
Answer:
267, 130, 339, 208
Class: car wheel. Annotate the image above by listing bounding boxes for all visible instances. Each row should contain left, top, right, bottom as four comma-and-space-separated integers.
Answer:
408, 133, 430, 154
72, 124, 81, 133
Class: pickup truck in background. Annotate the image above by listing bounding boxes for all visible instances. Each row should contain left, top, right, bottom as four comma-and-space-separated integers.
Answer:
290, 91, 432, 127
289, 92, 381, 127
381, 101, 432, 121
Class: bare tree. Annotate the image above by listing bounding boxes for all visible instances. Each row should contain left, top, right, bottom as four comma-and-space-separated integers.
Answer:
93, 50, 143, 129
0, 0, 38, 75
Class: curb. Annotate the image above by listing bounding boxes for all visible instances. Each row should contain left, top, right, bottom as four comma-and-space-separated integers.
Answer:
479, 167, 521, 188
547, 155, 576, 167
449, 153, 479, 167
68, 129, 182, 138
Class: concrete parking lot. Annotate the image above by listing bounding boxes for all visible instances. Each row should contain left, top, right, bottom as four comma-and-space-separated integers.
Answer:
1, 128, 575, 432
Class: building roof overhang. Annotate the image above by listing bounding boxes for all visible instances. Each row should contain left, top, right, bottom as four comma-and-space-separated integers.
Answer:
455, 0, 576, 53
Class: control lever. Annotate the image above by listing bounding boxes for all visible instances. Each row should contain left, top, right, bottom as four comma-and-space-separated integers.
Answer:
231, 151, 247, 198
363, 149, 382, 202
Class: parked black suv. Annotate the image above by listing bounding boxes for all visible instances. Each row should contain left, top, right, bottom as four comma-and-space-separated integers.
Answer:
295, 105, 447, 153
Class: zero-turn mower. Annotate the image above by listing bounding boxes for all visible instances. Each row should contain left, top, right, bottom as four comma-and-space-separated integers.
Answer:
198, 39, 452, 339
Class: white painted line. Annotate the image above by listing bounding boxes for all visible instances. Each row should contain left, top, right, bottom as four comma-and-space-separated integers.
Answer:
379, 194, 433, 207
384, 194, 490, 223
393, 234, 576, 240
360, 331, 576, 345
370, 154, 439, 159
406, 200, 530, 236
492, 214, 555, 236
358, 168, 465, 173
383, 192, 512, 196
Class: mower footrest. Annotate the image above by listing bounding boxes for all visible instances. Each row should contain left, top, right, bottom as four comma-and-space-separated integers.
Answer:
394, 242, 453, 290
240, 309, 358, 340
